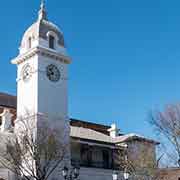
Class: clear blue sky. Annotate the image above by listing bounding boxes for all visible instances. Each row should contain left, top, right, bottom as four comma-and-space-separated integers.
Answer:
1, 0, 180, 139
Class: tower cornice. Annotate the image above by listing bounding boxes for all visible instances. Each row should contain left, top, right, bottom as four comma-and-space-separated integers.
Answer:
11, 46, 71, 65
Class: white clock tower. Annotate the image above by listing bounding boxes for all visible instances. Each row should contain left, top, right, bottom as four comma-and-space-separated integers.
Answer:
11, 0, 71, 170
11, 1, 71, 120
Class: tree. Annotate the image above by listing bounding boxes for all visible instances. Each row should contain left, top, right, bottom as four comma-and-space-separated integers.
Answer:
0, 116, 69, 180
150, 104, 180, 167
115, 142, 160, 180
120, 149, 159, 180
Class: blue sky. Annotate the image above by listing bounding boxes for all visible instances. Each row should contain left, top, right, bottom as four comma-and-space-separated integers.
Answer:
1, 0, 180, 139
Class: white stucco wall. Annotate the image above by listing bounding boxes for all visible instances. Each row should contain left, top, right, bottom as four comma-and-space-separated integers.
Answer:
37, 54, 68, 119
79, 168, 123, 180
17, 55, 38, 117
0, 169, 15, 180
16, 54, 68, 119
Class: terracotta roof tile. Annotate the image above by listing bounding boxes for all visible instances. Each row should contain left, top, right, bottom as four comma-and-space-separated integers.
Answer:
0, 93, 16, 109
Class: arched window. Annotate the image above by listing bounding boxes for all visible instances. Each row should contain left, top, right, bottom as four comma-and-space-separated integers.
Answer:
28, 37, 32, 49
49, 35, 55, 49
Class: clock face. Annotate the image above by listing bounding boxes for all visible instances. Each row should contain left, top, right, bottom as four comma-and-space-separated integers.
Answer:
46, 64, 60, 82
22, 64, 32, 81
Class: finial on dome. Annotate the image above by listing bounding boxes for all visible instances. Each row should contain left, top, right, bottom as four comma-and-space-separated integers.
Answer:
38, 0, 47, 21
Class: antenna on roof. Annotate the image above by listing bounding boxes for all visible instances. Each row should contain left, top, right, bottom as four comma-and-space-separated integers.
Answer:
41, 0, 45, 9
38, 0, 47, 20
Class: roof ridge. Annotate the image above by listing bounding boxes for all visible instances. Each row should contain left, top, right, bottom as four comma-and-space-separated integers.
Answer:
0, 92, 16, 97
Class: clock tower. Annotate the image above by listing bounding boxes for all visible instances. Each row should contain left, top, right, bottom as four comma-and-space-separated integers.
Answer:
11, 2, 71, 121
11, 0, 71, 169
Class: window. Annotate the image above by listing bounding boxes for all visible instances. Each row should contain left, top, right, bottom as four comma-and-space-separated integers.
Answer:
28, 37, 32, 49
49, 35, 55, 49
103, 150, 109, 169
80, 144, 92, 167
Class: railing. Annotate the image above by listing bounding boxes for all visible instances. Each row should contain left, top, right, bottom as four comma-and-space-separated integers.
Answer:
71, 159, 120, 170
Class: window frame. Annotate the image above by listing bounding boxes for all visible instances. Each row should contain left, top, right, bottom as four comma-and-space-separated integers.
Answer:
28, 37, 32, 49
49, 35, 55, 49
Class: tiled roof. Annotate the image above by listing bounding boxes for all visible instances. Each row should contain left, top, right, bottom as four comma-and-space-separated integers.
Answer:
114, 133, 159, 145
0, 93, 16, 109
70, 126, 159, 145
70, 119, 111, 135
70, 126, 114, 144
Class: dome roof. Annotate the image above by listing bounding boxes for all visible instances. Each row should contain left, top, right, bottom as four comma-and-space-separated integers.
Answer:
21, 2, 65, 48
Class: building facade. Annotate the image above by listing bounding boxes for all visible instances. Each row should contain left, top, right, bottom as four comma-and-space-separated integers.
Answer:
0, 2, 159, 180
158, 168, 180, 180
0, 93, 158, 180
